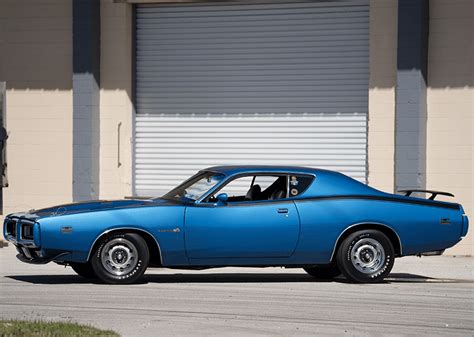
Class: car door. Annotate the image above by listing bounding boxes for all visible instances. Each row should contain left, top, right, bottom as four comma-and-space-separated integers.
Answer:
184, 174, 300, 260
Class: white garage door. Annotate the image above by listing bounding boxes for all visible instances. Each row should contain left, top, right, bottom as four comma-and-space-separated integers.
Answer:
134, 1, 369, 197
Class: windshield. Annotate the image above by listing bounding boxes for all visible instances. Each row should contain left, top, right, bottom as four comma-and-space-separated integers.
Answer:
162, 171, 225, 202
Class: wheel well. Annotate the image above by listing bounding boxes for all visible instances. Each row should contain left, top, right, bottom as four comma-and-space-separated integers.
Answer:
331, 223, 402, 262
88, 228, 162, 267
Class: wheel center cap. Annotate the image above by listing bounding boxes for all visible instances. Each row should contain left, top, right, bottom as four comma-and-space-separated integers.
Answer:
360, 249, 374, 263
113, 249, 128, 264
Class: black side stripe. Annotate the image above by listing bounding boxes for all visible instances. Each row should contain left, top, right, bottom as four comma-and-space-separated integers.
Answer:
195, 195, 460, 210
295, 195, 461, 210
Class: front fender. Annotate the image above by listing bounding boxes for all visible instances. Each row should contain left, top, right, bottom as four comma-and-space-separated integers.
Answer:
38, 205, 188, 265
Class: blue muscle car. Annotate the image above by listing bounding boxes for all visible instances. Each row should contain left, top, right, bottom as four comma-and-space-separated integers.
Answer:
3, 166, 469, 284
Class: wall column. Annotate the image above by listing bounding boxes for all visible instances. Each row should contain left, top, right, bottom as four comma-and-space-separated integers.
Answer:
73, 0, 100, 201
395, 0, 429, 191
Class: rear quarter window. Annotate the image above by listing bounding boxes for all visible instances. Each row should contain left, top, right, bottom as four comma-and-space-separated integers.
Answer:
289, 175, 314, 197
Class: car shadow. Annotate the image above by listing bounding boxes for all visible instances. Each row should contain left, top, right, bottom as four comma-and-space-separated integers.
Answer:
385, 273, 474, 284
6, 274, 97, 285
5, 272, 473, 285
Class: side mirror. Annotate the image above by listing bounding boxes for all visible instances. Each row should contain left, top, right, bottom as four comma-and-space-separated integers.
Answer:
216, 193, 228, 205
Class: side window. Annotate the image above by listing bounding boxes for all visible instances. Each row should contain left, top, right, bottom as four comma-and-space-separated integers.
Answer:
254, 175, 279, 190
288, 175, 314, 197
214, 176, 253, 202
209, 175, 290, 202
255, 175, 287, 200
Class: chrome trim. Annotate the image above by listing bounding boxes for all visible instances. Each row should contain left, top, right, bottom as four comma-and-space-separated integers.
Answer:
86, 227, 163, 264
4, 234, 37, 248
286, 175, 290, 199
19, 240, 37, 248
18, 218, 36, 224
21, 246, 33, 259
20, 221, 34, 240
329, 222, 403, 262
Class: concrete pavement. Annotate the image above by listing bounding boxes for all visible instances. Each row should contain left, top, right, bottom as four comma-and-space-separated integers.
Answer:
0, 245, 473, 336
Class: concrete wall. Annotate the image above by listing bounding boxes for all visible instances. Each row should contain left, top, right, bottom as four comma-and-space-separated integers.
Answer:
99, 0, 134, 199
427, 0, 473, 255
367, 0, 398, 193
0, 0, 73, 214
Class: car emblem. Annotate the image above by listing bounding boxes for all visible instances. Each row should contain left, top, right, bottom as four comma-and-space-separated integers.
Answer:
60, 226, 73, 234
51, 207, 67, 217
158, 228, 181, 233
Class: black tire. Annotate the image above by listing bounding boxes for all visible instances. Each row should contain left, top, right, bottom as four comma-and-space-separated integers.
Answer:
70, 262, 96, 279
304, 264, 341, 280
336, 230, 394, 283
90, 233, 150, 284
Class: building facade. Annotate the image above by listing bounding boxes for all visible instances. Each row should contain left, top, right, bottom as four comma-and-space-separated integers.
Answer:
0, 0, 472, 255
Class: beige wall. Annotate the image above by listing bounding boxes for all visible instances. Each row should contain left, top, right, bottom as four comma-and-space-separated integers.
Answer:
367, 0, 398, 193
427, 0, 473, 255
99, 0, 134, 199
0, 0, 73, 214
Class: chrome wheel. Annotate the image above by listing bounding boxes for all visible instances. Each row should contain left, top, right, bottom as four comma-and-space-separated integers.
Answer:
100, 238, 138, 276
350, 238, 385, 274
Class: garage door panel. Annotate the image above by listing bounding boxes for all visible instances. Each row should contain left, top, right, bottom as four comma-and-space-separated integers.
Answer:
135, 113, 367, 195
138, 36, 368, 46
137, 2, 367, 16
136, 59, 368, 68
135, 1, 368, 197
136, 109, 367, 115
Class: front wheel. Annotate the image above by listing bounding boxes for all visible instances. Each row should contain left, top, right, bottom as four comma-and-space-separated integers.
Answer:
90, 233, 150, 284
336, 230, 394, 283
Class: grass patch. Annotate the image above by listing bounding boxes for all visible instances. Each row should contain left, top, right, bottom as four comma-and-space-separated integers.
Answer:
0, 320, 119, 337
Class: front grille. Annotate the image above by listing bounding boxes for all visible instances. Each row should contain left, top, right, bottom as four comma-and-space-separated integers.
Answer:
5, 219, 17, 237
21, 223, 34, 240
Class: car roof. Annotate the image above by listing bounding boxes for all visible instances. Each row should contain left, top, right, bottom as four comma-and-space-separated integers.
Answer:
204, 165, 330, 176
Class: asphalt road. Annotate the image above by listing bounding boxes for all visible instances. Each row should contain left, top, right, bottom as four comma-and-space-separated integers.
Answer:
0, 246, 473, 337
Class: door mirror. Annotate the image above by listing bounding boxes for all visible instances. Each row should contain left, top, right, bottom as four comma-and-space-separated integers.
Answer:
216, 193, 228, 205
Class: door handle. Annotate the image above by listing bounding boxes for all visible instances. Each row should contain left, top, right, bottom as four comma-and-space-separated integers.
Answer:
277, 208, 288, 214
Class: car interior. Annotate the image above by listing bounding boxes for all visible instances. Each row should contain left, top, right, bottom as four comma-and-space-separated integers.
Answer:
207, 175, 288, 203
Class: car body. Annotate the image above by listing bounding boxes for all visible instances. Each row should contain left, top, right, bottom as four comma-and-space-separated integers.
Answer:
3, 166, 469, 283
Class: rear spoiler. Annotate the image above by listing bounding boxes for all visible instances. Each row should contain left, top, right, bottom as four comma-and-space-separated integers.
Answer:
398, 189, 454, 200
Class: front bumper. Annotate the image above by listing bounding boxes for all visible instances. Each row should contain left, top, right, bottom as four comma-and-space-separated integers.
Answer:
4, 215, 44, 263
4, 215, 71, 264
4, 215, 40, 245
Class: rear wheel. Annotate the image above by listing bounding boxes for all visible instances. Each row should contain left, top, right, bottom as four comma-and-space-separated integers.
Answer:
336, 229, 394, 283
91, 233, 150, 284
304, 264, 340, 280
70, 262, 96, 279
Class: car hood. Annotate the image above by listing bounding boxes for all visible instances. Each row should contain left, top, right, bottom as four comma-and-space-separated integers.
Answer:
8, 198, 179, 220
